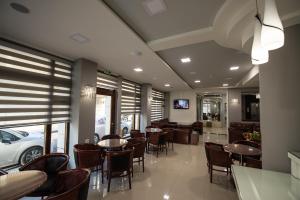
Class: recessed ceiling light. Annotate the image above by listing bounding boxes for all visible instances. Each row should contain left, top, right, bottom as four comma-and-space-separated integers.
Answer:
133, 67, 143, 72
10, 3, 30, 14
194, 80, 201, 83
164, 83, 170, 87
70, 33, 89, 44
163, 194, 170, 200
230, 66, 239, 71
181, 57, 191, 63
223, 83, 229, 87
142, 0, 167, 16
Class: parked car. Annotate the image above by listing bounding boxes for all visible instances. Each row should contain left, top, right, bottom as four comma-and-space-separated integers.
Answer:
0, 128, 44, 168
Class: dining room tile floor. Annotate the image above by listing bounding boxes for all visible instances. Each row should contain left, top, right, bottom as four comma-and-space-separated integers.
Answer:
87, 130, 238, 200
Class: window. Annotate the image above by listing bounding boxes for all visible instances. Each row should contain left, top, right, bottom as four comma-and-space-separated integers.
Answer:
151, 90, 165, 121
0, 125, 44, 168
0, 40, 72, 169
121, 80, 141, 136
51, 123, 66, 153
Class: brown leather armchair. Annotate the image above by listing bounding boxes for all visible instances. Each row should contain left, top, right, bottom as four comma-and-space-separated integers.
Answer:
45, 169, 91, 200
173, 128, 192, 144
192, 121, 203, 134
19, 153, 69, 198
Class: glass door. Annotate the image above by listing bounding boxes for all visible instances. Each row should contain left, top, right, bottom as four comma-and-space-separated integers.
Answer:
94, 88, 116, 143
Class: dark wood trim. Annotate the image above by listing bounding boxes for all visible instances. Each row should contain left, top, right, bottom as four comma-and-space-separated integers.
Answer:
65, 122, 70, 154
45, 124, 52, 154
96, 88, 117, 135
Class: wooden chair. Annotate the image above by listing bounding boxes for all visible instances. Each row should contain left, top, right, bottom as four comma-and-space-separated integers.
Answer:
101, 134, 121, 140
163, 128, 174, 150
205, 143, 232, 183
148, 133, 167, 157
126, 138, 146, 176
19, 153, 69, 198
106, 150, 133, 192
73, 143, 105, 183
245, 157, 262, 169
45, 169, 91, 200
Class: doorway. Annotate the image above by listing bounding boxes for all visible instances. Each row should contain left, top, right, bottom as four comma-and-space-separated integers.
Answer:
95, 88, 116, 143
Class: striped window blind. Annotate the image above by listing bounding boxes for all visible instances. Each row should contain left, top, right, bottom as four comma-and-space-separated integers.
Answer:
151, 89, 165, 121
0, 43, 72, 128
121, 80, 141, 114
97, 72, 118, 90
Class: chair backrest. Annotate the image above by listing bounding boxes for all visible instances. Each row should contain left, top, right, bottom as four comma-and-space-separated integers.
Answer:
46, 169, 91, 200
204, 142, 224, 163
73, 144, 102, 169
19, 153, 69, 174
132, 140, 146, 158
162, 128, 174, 141
234, 140, 260, 148
245, 158, 262, 169
208, 148, 231, 168
101, 134, 121, 140
148, 133, 160, 145
107, 150, 133, 173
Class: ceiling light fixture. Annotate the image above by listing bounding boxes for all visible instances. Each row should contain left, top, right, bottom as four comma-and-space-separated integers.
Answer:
164, 83, 170, 87
222, 83, 229, 87
194, 80, 201, 83
230, 66, 239, 71
252, 18, 269, 64
181, 57, 191, 63
70, 33, 89, 44
133, 67, 143, 72
261, 0, 284, 50
142, 0, 167, 16
10, 2, 30, 14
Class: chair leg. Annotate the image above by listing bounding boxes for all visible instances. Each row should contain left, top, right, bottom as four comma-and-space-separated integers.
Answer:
210, 167, 213, 183
172, 141, 174, 150
128, 170, 132, 190
101, 164, 104, 184
156, 146, 159, 157
165, 144, 168, 155
107, 172, 111, 192
142, 156, 145, 172
132, 160, 134, 177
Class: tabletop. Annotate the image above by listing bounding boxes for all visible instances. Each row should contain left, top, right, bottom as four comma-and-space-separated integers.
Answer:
0, 170, 47, 200
224, 143, 261, 156
145, 128, 162, 133
98, 138, 128, 148
232, 165, 300, 200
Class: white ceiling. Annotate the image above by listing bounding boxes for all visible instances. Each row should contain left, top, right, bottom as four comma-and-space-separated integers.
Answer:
0, 0, 299, 91
0, 0, 190, 91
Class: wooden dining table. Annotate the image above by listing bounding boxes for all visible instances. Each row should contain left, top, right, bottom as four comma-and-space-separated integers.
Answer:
224, 143, 261, 164
0, 170, 47, 200
97, 138, 128, 150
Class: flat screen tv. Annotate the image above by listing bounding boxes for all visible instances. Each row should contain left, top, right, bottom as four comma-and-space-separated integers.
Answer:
174, 99, 189, 109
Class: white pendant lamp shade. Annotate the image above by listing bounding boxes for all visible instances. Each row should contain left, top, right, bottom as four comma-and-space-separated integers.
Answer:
261, 0, 284, 50
252, 19, 269, 65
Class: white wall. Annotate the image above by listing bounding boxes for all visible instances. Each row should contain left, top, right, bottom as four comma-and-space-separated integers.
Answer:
260, 25, 300, 172
227, 89, 242, 124
169, 90, 197, 124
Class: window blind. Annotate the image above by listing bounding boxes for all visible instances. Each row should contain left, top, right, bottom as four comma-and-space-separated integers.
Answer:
121, 80, 141, 114
151, 89, 165, 121
97, 72, 118, 90
0, 43, 72, 128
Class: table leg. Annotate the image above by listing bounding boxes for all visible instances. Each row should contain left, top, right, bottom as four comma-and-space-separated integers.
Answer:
240, 154, 243, 165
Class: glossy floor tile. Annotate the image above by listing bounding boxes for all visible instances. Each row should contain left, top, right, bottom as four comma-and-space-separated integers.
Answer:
88, 132, 237, 200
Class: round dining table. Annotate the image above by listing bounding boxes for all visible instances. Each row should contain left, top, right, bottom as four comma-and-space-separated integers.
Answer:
0, 170, 47, 200
98, 138, 128, 150
224, 143, 261, 164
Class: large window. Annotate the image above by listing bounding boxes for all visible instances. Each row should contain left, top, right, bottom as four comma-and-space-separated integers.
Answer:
0, 40, 72, 169
151, 90, 165, 121
121, 80, 141, 136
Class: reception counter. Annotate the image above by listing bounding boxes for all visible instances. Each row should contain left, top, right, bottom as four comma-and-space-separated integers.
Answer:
232, 165, 300, 200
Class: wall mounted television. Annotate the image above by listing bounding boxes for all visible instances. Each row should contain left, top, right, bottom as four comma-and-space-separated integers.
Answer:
174, 99, 189, 109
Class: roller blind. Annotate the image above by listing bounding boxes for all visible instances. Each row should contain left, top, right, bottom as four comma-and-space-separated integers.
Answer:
151, 89, 165, 121
0, 43, 72, 128
97, 72, 118, 90
121, 80, 141, 114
